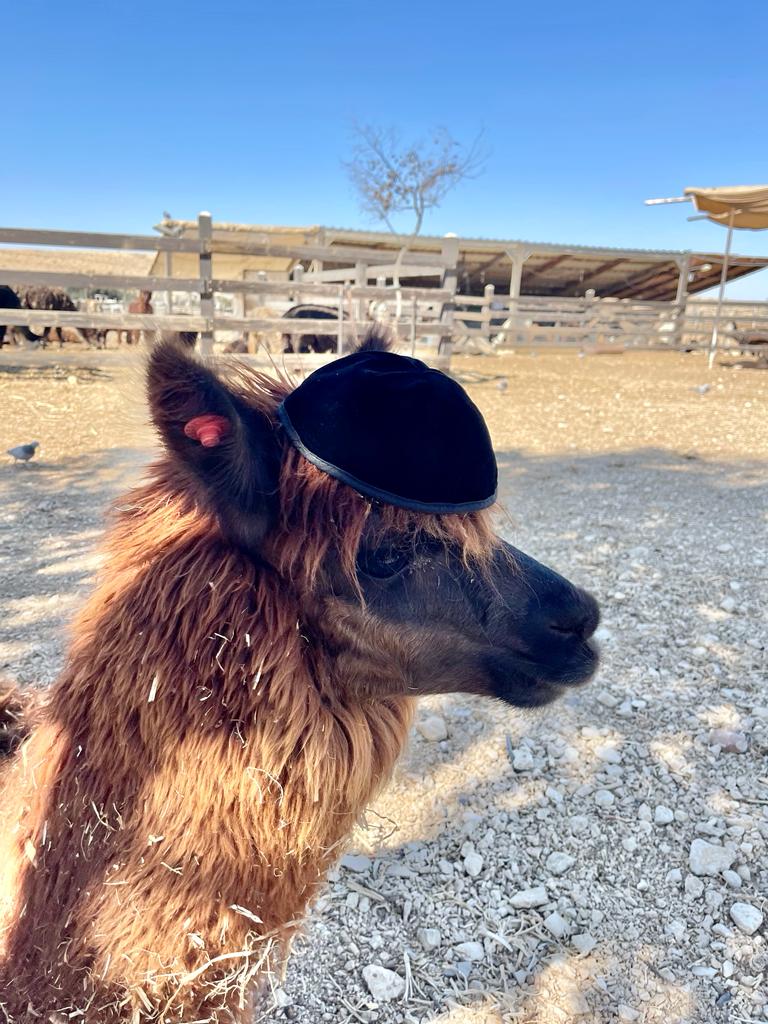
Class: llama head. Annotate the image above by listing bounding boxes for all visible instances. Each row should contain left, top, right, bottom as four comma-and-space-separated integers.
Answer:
147, 337, 599, 710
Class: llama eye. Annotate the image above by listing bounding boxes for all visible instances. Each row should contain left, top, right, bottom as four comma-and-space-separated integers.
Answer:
356, 544, 410, 579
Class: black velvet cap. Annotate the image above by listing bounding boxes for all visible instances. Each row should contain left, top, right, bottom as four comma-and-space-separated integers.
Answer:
277, 350, 497, 513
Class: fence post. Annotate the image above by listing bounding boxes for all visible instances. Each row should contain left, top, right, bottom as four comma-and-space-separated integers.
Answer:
291, 263, 304, 304
584, 287, 596, 348
439, 235, 459, 356
483, 283, 495, 346
198, 212, 214, 355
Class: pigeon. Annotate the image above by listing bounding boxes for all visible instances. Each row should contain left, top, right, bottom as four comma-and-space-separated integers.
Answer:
7, 441, 39, 464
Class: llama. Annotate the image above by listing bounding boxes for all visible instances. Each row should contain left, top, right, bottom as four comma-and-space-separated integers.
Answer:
127, 289, 154, 345
0, 335, 599, 1022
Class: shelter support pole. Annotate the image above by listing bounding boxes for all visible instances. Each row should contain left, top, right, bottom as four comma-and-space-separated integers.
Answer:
438, 236, 459, 357
506, 248, 528, 345
198, 212, 214, 355
164, 251, 173, 315
672, 254, 690, 349
354, 262, 367, 338
337, 285, 344, 355
708, 213, 735, 369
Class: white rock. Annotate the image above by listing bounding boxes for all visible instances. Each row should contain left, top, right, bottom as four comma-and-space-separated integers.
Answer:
571, 932, 597, 955
510, 886, 549, 909
708, 728, 748, 753
416, 715, 448, 742
545, 851, 576, 877
721, 959, 734, 978
654, 805, 675, 825
362, 965, 405, 1001
719, 596, 737, 613
454, 941, 484, 961
666, 868, 683, 884
417, 927, 441, 951
543, 911, 568, 939
594, 789, 615, 809
596, 689, 621, 708
723, 870, 742, 889
691, 965, 717, 978
272, 986, 292, 1008
567, 993, 590, 1015
637, 803, 652, 822
512, 747, 534, 772
340, 853, 372, 873
684, 874, 705, 898
688, 839, 735, 877
729, 902, 763, 935
569, 815, 590, 834
618, 1005, 640, 1022
463, 852, 484, 878
595, 744, 622, 764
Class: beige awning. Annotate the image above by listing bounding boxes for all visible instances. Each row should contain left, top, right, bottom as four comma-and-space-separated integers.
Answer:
685, 185, 768, 229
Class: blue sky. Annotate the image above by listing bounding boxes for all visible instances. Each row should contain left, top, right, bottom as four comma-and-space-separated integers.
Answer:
4, 0, 768, 297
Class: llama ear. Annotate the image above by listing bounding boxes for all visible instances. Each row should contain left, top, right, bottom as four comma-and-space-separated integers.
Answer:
146, 340, 282, 550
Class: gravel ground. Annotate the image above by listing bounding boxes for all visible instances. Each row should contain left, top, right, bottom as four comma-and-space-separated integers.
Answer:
1, 348, 766, 1023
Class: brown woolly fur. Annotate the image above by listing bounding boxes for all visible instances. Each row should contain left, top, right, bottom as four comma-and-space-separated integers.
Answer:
0, 351, 499, 1023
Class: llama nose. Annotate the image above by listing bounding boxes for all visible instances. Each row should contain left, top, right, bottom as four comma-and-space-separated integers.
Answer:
548, 588, 600, 641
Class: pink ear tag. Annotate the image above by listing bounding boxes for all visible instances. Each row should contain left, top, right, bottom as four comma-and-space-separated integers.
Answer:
183, 414, 231, 448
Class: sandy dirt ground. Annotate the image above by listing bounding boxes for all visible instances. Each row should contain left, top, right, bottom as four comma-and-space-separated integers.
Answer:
0, 348, 766, 1023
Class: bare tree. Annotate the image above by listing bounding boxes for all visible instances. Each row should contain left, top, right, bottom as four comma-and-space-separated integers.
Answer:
344, 124, 486, 283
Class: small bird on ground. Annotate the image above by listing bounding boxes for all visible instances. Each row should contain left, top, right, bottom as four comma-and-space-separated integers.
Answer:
7, 441, 39, 464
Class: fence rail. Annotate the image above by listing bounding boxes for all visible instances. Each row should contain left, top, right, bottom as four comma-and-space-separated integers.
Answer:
1, 213, 767, 360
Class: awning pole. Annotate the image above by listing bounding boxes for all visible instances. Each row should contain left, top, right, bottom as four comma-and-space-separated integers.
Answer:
707, 210, 735, 370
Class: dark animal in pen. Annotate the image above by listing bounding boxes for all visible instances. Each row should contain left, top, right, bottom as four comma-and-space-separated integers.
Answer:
12, 286, 99, 348
0, 286, 39, 347
281, 304, 347, 353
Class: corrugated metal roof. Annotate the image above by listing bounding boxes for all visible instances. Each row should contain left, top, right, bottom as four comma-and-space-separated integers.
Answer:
320, 224, 694, 258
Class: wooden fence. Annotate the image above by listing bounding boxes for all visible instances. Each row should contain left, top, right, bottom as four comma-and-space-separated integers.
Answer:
0, 214, 457, 364
1, 213, 767, 360
452, 286, 768, 355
